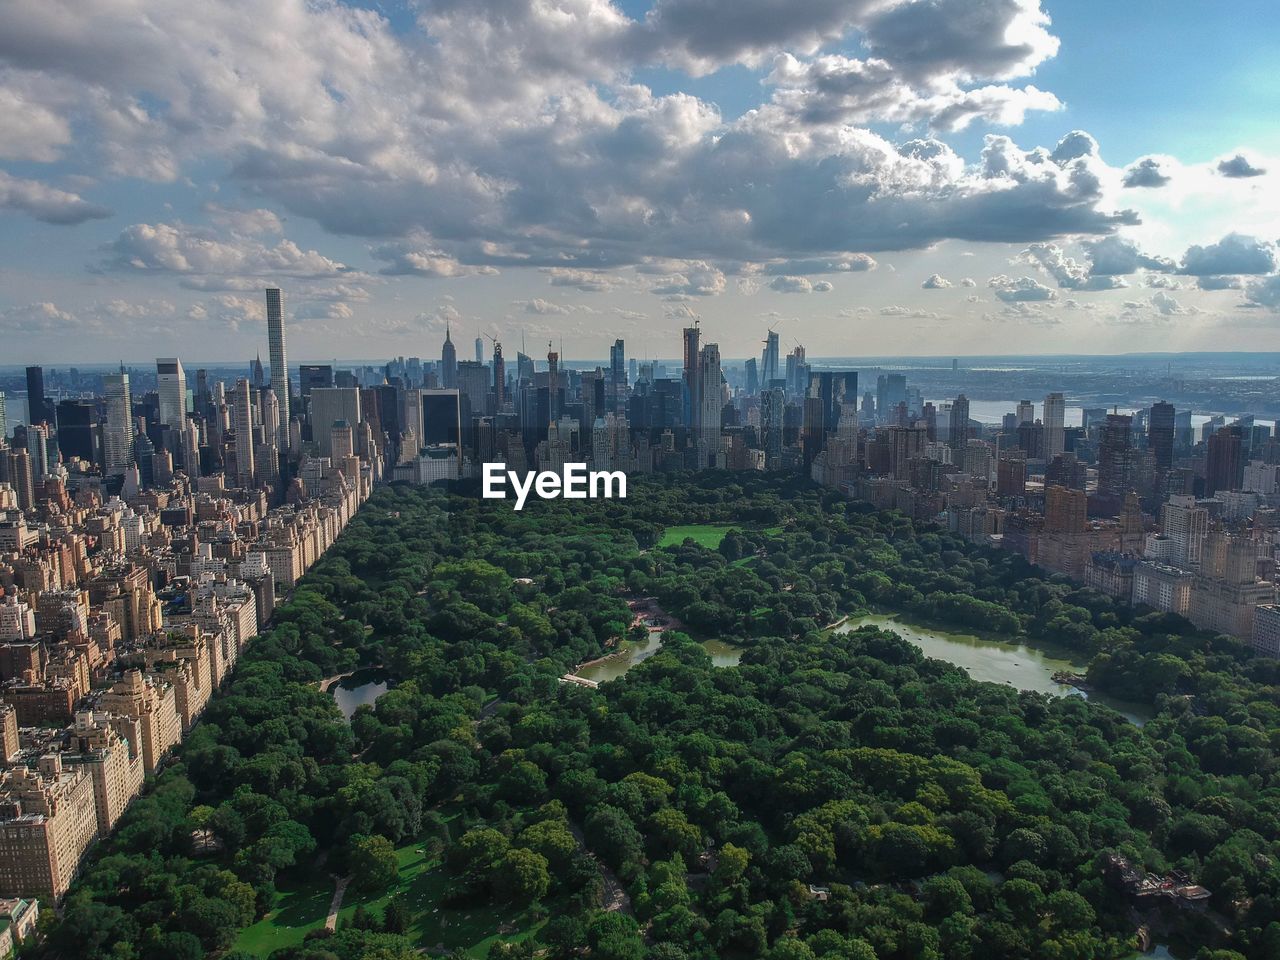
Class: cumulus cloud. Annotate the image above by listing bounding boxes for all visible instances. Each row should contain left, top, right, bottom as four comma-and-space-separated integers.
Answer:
1179, 233, 1278, 276
0, 301, 82, 334
0, 170, 112, 224
769, 275, 831, 293
1244, 275, 1280, 310
543, 268, 626, 293
921, 274, 953, 288
1017, 242, 1127, 290
1217, 153, 1267, 179
1121, 156, 1172, 188
1196, 275, 1243, 291
373, 242, 500, 278
760, 254, 876, 275
104, 221, 350, 278
1083, 235, 1176, 276
988, 274, 1056, 302
650, 262, 727, 297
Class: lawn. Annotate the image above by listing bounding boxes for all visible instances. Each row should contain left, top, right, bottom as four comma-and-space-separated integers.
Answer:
657, 523, 785, 550
233, 840, 548, 958
656, 523, 739, 548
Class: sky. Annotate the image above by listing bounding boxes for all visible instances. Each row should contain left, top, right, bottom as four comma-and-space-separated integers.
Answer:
1, 0, 1279, 364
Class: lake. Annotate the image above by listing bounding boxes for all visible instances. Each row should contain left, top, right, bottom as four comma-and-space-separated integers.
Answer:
576, 635, 743, 683
838, 614, 1152, 725
331, 668, 391, 720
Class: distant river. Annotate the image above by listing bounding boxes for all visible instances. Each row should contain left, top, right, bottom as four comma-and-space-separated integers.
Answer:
838, 614, 1152, 725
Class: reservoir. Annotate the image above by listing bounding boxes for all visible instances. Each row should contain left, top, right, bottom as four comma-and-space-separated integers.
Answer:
838, 613, 1152, 725
331, 668, 391, 720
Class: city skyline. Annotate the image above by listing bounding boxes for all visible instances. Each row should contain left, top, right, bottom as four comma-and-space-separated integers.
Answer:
3, 0, 1280, 361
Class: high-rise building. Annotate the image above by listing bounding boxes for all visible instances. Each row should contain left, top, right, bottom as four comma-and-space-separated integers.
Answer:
103, 373, 133, 476
265, 288, 291, 451
1045, 484, 1087, 533
761, 387, 784, 468
309, 388, 362, 458
1205, 425, 1244, 496
1160, 495, 1207, 568
441, 325, 458, 389
876, 375, 906, 424
744, 358, 759, 396
760, 330, 780, 387
1148, 401, 1175, 469
609, 339, 626, 413
55, 400, 96, 464
231, 378, 256, 488
492, 341, 506, 409
24, 367, 51, 427
1043, 392, 1065, 460
475, 336, 484, 364
683, 325, 701, 432
0, 391, 6, 439
697, 343, 722, 467
1, 450, 34, 511
299, 364, 334, 398
1096, 413, 1134, 505
1016, 399, 1035, 424
156, 358, 187, 428
949, 394, 970, 451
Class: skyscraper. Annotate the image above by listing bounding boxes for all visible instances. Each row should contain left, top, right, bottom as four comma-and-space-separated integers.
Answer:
1043, 392, 1065, 460
265, 288, 291, 451
1097, 413, 1134, 505
103, 373, 133, 476
1205, 426, 1243, 496
683, 325, 701, 432
156, 358, 186, 428
609, 339, 626, 414
24, 367, 51, 427
441, 325, 457, 389
1149, 400, 1175, 469
0, 392, 6, 440
949, 395, 970, 451
697, 343, 722, 467
309, 388, 362, 458
744, 358, 759, 396
1016, 399, 1035, 424
231, 378, 256, 488
492, 341, 505, 409
475, 336, 484, 364
760, 330, 780, 387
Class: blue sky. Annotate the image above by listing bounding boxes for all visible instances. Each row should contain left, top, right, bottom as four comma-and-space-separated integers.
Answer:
1, 0, 1278, 363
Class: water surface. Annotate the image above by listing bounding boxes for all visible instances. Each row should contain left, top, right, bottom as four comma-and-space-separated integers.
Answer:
331, 668, 391, 720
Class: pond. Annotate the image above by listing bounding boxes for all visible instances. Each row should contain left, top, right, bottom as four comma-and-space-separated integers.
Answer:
837, 614, 1153, 725
331, 668, 391, 720
576, 636, 743, 683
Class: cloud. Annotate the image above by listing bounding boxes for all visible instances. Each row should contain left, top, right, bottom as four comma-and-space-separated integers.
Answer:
1082, 235, 1176, 276
960, 277, 977, 287
0, 301, 83, 334
543, 268, 626, 293
1121, 156, 1172, 188
204, 203, 284, 235
1017, 242, 1128, 289
104, 221, 350, 277
1150, 291, 1187, 316
1196, 275, 1243, 291
650, 262, 727, 297
373, 242, 500, 278
1179, 233, 1278, 276
988, 274, 1056, 302
760, 254, 876, 275
1217, 153, 1267, 179
0, 86, 72, 161
1244, 275, 1280, 310
769, 275, 832, 293
921, 274, 952, 288
0, 170, 112, 224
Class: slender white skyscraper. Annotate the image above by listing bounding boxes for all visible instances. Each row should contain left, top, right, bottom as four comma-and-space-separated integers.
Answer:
1043, 392, 1065, 460
103, 373, 133, 476
698, 343, 722, 468
156, 357, 186, 428
266, 288, 291, 451
232, 378, 256, 488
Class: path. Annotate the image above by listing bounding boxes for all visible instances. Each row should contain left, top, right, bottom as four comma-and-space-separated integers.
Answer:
570, 824, 633, 915
324, 875, 350, 931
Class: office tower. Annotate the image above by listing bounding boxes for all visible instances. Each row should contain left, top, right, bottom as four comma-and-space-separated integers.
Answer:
26, 424, 49, 479
997, 456, 1027, 497
875, 374, 906, 424
0, 392, 5, 439
760, 330, 780, 386
628, 358, 638, 385
516, 351, 535, 383
492, 341, 506, 409
53, 401, 94, 465
441, 325, 458, 389
231, 379, 256, 487
547, 347, 562, 423
309, 388, 362, 458
1205, 426, 1244, 496
745, 358, 759, 396
103, 373, 133, 476
784, 345, 806, 397
610, 339, 626, 413
330, 420, 355, 461
24, 366, 51, 427
698, 343, 722, 467
1161, 495, 1208, 568
2, 450, 34, 511
421, 390, 461, 446
888, 424, 927, 480
1016, 399, 1034, 424
475, 336, 484, 364
1148, 401, 1175, 469
761, 387, 784, 467
682, 325, 701, 432
949, 394, 970, 450
261, 387, 280, 449
1096, 413, 1134, 503
265, 288, 291, 451
1043, 392, 1065, 460
299, 364, 334, 399
251, 354, 265, 389
156, 358, 187, 428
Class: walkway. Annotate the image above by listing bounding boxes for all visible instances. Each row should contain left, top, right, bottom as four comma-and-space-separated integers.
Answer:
324, 875, 350, 931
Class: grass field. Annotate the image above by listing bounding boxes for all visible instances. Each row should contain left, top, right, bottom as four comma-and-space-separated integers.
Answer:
233, 841, 547, 958
656, 523, 739, 548
656, 523, 784, 550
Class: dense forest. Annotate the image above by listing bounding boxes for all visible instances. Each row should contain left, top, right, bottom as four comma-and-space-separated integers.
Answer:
37, 473, 1280, 960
